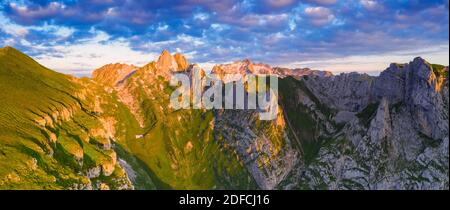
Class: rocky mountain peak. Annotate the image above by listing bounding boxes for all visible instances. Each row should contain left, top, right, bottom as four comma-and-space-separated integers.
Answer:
174, 53, 189, 70
161, 49, 170, 56
412, 56, 427, 65
156, 50, 189, 72
242, 58, 252, 65
92, 63, 137, 86
211, 58, 333, 82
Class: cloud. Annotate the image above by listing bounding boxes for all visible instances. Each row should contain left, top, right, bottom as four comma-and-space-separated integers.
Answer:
31, 29, 160, 74
0, 14, 29, 37
360, 0, 383, 11
303, 6, 335, 26
0, 0, 448, 74
264, 0, 296, 7
303, 0, 337, 6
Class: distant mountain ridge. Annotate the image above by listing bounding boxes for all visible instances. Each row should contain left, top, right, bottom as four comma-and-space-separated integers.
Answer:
0, 46, 448, 190
211, 59, 333, 82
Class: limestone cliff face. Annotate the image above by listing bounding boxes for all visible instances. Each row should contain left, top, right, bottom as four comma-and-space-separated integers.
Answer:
279, 57, 449, 190
303, 72, 374, 112
305, 57, 449, 145
213, 108, 299, 190
368, 98, 392, 144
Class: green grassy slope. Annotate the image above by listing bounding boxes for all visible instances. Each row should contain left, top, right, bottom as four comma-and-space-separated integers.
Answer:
0, 47, 131, 189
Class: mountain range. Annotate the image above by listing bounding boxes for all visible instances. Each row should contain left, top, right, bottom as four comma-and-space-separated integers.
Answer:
0, 46, 448, 190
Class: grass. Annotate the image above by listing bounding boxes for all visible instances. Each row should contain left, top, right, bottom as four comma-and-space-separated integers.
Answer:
0, 47, 130, 189
418, 132, 442, 149
431, 64, 448, 78
356, 103, 379, 127
0, 47, 86, 189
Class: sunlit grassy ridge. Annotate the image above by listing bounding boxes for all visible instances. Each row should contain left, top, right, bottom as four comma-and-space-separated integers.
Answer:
0, 47, 131, 189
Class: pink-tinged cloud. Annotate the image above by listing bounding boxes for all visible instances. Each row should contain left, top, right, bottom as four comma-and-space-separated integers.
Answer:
304, 6, 335, 26
304, 0, 338, 6
263, 0, 296, 8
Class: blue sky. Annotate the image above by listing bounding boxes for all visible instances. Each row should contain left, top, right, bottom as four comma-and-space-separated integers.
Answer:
0, 0, 448, 75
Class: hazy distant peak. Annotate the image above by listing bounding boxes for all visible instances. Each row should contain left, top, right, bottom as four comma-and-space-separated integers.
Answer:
211, 58, 333, 82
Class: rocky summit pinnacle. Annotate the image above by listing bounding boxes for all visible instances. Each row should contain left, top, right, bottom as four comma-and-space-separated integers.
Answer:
174, 53, 189, 70
156, 50, 189, 72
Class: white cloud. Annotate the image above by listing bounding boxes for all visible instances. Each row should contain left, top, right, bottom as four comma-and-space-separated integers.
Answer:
304, 7, 332, 18
157, 23, 169, 31
194, 13, 210, 21
211, 23, 229, 31
289, 18, 297, 30
31, 29, 159, 75
0, 14, 29, 37
304, 7, 335, 26
0, 13, 74, 39
236, 13, 289, 27
360, 0, 382, 11
8, 1, 68, 20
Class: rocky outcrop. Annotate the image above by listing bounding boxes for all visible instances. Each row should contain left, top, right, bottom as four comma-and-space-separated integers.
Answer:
303, 72, 374, 112
368, 98, 392, 143
156, 50, 189, 73
174, 53, 189, 70
213, 108, 299, 189
92, 63, 138, 86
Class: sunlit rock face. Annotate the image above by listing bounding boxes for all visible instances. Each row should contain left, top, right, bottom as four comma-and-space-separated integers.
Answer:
156, 50, 190, 73
92, 63, 138, 86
